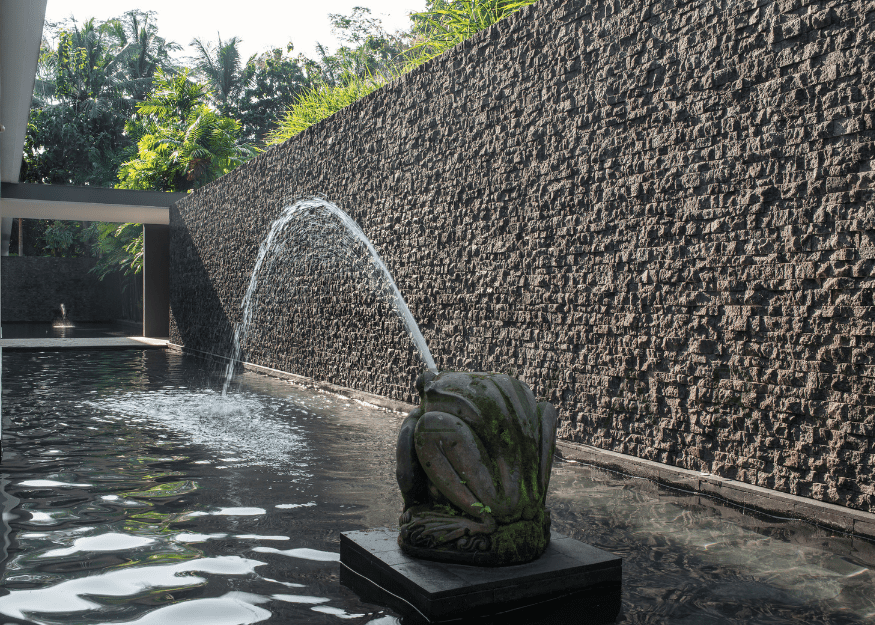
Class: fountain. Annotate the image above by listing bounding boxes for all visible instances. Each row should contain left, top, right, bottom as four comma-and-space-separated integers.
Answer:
51, 303, 74, 328
341, 372, 622, 623
396, 370, 558, 566
221, 198, 436, 397
219, 196, 621, 621
3, 204, 872, 624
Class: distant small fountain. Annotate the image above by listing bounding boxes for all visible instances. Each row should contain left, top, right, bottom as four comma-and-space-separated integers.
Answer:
52, 303, 74, 328
222, 197, 437, 396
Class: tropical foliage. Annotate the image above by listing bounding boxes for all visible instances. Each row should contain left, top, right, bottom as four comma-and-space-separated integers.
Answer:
235, 46, 315, 144
22, 12, 179, 187
408, 0, 537, 63
266, 75, 381, 145
268, 0, 537, 144
266, 7, 410, 146
329, 7, 410, 78
18, 1, 532, 278
106, 11, 181, 102
88, 222, 146, 278
190, 35, 245, 117
117, 70, 255, 192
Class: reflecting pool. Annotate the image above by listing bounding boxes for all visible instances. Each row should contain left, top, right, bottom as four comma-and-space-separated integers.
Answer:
1, 350, 873, 624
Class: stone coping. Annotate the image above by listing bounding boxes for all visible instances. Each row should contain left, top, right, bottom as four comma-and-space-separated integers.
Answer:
557, 440, 875, 541
167, 343, 875, 541
0, 337, 168, 350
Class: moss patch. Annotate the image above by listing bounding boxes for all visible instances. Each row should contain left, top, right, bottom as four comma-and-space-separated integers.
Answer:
488, 507, 551, 566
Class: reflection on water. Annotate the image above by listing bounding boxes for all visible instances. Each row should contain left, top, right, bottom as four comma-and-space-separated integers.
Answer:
85, 389, 309, 472
549, 464, 875, 623
0, 350, 873, 624
1, 351, 401, 624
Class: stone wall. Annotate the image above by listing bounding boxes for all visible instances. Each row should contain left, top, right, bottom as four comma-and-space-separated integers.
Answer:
1, 257, 123, 322
170, 0, 875, 512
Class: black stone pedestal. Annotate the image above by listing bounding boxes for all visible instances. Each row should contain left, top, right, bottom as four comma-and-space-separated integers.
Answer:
340, 529, 621, 624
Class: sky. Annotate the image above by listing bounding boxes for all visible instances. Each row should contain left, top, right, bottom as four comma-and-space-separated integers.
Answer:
43, 0, 427, 61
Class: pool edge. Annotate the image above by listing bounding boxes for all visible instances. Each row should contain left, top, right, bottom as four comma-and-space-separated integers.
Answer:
166, 342, 875, 543
556, 440, 875, 542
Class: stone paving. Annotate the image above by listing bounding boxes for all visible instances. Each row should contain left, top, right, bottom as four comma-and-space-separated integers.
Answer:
0, 337, 168, 350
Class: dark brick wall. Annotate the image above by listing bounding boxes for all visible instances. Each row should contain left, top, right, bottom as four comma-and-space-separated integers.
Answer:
2, 257, 123, 322
170, 0, 875, 512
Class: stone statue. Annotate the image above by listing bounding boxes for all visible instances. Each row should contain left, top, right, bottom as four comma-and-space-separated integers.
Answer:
396, 371, 558, 566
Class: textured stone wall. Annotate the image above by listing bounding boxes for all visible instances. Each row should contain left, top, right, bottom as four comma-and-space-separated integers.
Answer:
170, 0, 875, 512
1, 257, 123, 322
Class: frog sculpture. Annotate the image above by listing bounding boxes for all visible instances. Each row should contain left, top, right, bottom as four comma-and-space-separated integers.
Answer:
396, 371, 558, 566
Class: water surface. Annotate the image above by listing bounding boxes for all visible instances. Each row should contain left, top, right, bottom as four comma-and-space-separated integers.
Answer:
1, 350, 873, 624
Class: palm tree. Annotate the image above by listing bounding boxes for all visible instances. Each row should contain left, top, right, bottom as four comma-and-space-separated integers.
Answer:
24, 17, 138, 186
53, 18, 130, 114
106, 10, 180, 102
190, 34, 245, 117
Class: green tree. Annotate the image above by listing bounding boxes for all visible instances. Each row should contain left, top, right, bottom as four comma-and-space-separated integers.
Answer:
42, 220, 95, 257
190, 34, 245, 117
21, 102, 132, 186
105, 10, 181, 102
234, 45, 314, 145
22, 18, 135, 186
53, 18, 130, 108
266, 8, 414, 146
329, 6, 409, 78
117, 70, 255, 192
267, 1, 536, 144
109, 70, 253, 282
88, 222, 144, 278
21, 13, 179, 187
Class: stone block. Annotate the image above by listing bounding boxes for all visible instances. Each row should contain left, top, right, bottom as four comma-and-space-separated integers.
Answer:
340, 529, 622, 623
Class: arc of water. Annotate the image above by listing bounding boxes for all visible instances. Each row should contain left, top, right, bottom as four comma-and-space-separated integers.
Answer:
222, 198, 436, 396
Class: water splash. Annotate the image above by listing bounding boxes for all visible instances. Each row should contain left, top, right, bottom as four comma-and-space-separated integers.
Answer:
222, 197, 436, 395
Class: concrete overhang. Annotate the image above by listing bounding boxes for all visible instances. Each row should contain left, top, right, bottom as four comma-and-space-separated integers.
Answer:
0, 0, 46, 185
1, 183, 186, 225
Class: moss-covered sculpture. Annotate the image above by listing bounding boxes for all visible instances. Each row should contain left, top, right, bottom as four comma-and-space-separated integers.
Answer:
396, 371, 558, 566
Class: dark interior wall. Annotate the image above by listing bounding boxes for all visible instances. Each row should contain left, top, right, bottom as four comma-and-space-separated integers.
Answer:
143, 224, 170, 337
1, 256, 123, 322
170, 0, 875, 512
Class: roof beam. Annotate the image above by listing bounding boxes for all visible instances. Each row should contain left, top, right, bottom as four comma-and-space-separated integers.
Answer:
1, 183, 186, 225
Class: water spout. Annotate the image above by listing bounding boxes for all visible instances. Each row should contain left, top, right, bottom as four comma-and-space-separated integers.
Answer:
52, 303, 74, 328
222, 198, 436, 396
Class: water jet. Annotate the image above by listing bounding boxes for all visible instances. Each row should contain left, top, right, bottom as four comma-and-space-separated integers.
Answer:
222, 198, 436, 397
51, 303, 74, 328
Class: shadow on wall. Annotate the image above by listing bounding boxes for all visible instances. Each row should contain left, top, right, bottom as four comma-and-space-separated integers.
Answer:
169, 200, 426, 400
168, 204, 236, 360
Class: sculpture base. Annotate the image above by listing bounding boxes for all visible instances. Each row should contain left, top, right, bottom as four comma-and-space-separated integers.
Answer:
340, 528, 622, 624
399, 509, 551, 566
